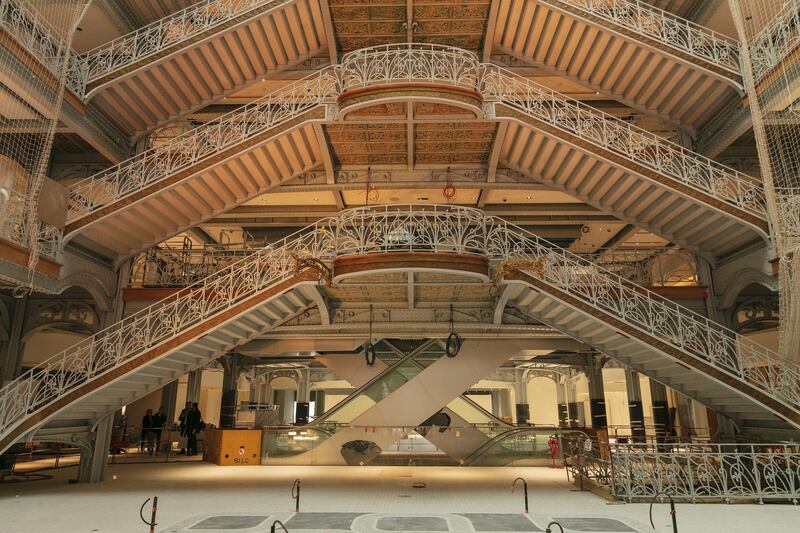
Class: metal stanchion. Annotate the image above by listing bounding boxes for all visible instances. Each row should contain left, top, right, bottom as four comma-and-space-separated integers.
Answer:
271, 520, 289, 532
511, 477, 529, 514
292, 478, 301, 512
139, 496, 158, 533
649, 491, 678, 532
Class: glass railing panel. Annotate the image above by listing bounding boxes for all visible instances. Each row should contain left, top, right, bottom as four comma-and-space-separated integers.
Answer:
262, 427, 331, 459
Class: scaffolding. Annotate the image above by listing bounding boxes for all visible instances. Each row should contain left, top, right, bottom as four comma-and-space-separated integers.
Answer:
730, 0, 800, 361
0, 0, 90, 286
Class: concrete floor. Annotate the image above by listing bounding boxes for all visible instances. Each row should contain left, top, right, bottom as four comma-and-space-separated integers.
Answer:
0, 463, 797, 532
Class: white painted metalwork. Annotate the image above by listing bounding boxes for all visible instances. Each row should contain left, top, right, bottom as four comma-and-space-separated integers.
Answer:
81, 0, 290, 83
611, 443, 800, 503
749, 0, 800, 81
66, 44, 769, 227
556, 0, 741, 75
479, 63, 767, 218
66, 70, 339, 220
2, 205, 797, 448
0, 219, 327, 443
0, 189, 62, 260
0, 0, 86, 96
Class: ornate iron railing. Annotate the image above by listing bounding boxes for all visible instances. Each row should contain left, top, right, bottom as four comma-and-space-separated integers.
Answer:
1, 205, 798, 449
0, 221, 328, 443
0, 189, 62, 259
479, 64, 767, 218
81, 0, 287, 83
556, 0, 741, 75
66, 69, 339, 220
749, 1, 800, 82
66, 44, 768, 227
611, 443, 800, 502
0, 0, 87, 96
130, 241, 697, 289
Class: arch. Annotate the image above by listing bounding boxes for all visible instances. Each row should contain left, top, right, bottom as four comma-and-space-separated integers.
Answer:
55, 272, 114, 312
717, 267, 778, 310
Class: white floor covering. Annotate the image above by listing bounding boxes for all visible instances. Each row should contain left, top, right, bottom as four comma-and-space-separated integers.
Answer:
0, 463, 797, 532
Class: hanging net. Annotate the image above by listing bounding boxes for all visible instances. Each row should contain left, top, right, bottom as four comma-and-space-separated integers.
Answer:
729, 0, 800, 360
0, 0, 91, 288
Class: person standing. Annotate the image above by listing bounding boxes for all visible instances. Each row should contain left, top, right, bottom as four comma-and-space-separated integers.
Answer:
178, 401, 191, 454
153, 407, 168, 454
185, 403, 204, 456
141, 409, 155, 455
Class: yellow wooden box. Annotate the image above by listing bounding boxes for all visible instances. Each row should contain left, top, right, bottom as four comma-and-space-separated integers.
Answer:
203, 429, 262, 466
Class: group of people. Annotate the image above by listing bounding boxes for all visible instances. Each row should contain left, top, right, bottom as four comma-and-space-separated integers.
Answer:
140, 407, 168, 455
139, 402, 204, 456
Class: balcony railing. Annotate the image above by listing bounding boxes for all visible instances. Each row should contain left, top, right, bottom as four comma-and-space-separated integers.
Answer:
0, 0, 87, 96
749, 1, 800, 82
0, 189, 62, 260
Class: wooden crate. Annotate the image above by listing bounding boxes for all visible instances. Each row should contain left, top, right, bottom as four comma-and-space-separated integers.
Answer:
203, 429, 262, 466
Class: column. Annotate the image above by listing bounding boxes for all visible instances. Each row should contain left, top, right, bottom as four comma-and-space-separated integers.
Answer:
77, 414, 114, 483
161, 380, 179, 427
567, 375, 580, 428
513, 368, 530, 424
498, 389, 513, 421
220, 354, 239, 429
1, 294, 28, 384
556, 375, 569, 428
649, 379, 670, 442
490, 389, 501, 417
313, 389, 325, 417
625, 367, 645, 441
295, 368, 311, 424
586, 356, 607, 429
186, 368, 202, 404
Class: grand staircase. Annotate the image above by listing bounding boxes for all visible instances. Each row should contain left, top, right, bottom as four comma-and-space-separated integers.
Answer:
62, 44, 768, 264
489, 0, 743, 130
1, 205, 797, 455
80, 0, 331, 137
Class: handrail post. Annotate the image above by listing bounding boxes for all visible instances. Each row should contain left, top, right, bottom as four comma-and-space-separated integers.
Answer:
292, 478, 300, 512
511, 477, 528, 513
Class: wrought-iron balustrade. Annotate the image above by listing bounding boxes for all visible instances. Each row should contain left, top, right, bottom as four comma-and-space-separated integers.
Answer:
0, 189, 62, 259
749, 1, 800, 81
66, 69, 340, 220
66, 44, 769, 227
0, 0, 87, 96
81, 0, 287, 83
2, 205, 797, 449
557, 0, 740, 75
611, 442, 800, 502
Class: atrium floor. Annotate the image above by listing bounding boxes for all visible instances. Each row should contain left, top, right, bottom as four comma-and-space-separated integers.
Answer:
0, 463, 795, 532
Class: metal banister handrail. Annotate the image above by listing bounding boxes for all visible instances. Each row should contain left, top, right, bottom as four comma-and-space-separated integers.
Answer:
66, 44, 769, 227
80, 0, 290, 83
554, 0, 741, 75
0, 0, 87, 96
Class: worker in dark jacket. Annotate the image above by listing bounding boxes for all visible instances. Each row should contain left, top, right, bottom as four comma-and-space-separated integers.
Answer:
141, 409, 155, 455
152, 407, 168, 454
185, 403, 204, 456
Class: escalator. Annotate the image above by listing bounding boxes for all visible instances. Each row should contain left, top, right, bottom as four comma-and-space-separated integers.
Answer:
262, 338, 528, 465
